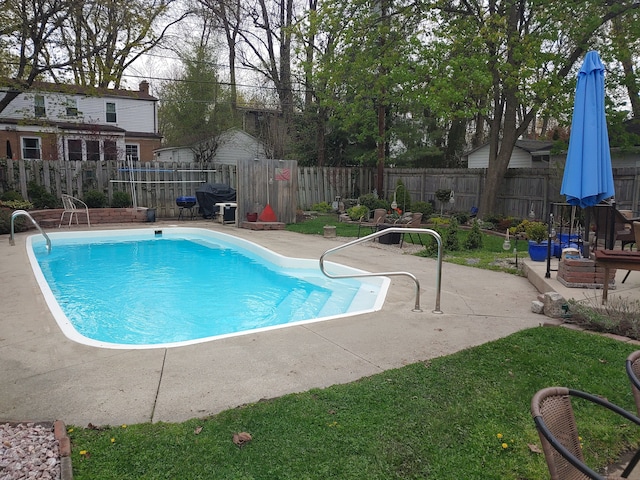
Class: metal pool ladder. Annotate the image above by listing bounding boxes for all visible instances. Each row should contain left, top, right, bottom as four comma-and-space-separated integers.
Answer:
319, 227, 443, 313
9, 210, 52, 253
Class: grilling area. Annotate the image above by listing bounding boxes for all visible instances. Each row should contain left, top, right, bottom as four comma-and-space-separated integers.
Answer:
164, 158, 295, 229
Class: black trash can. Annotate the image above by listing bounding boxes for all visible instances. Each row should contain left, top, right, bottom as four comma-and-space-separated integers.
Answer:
146, 208, 156, 222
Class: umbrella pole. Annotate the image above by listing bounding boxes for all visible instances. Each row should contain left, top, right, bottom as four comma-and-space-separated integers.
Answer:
546, 211, 553, 279
609, 200, 616, 250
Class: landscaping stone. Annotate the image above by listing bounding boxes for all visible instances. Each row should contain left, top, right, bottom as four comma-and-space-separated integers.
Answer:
542, 291, 566, 318
531, 300, 545, 314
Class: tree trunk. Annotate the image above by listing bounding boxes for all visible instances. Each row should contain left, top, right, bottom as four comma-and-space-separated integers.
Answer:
316, 106, 327, 166
445, 119, 467, 167
612, 17, 640, 118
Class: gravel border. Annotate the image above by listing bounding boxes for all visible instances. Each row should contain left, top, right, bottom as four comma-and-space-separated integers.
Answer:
0, 420, 72, 480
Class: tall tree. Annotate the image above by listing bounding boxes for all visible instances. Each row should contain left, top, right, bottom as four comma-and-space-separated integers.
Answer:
310, 0, 424, 176
158, 44, 238, 164
425, 0, 640, 217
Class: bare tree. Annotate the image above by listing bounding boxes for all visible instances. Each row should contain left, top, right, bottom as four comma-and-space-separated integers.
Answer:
194, 0, 243, 112
60, 0, 191, 88
237, 0, 295, 157
0, 0, 77, 112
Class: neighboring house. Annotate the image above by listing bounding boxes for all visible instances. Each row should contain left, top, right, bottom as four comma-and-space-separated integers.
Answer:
154, 128, 268, 165
465, 139, 553, 168
0, 80, 162, 162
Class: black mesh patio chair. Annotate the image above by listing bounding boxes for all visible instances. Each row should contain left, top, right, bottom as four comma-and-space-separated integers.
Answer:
531, 386, 640, 479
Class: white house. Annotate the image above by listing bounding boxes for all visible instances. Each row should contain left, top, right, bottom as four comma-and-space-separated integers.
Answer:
0, 80, 162, 162
465, 139, 553, 168
154, 128, 268, 165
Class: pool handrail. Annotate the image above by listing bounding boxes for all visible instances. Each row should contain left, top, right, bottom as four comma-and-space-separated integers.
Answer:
10, 210, 51, 253
319, 227, 443, 313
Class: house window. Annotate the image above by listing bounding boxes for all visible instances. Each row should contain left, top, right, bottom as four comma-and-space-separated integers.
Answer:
22, 137, 41, 159
106, 102, 117, 123
34, 95, 46, 117
86, 140, 100, 161
66, 99, 78, 117
125, 144, 139, 162
104, 140, 118, 161
67, 139, 83, 161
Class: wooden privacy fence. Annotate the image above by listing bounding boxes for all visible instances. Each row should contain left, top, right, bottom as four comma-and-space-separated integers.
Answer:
298, 166, 374, 207
0, 159, 236, 218
382, 167, 640, 221
2, 159, 640, 221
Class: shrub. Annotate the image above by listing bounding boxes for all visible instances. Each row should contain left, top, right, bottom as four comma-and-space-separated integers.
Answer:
111, 191, 132, 208
417, 227, 444, 257
523, 220, 547, 243
0, 190, 23, 201
567, 296, 640, 340
430, 217, 450, 227
0, 199, 33, 210
497, 216, 520, 232
483, 213, 503, 224
452, 211, 469, 225
412, 201, 434, 218
0, 208, 27, 234
465, 220, 484, 250
347, 205, 369, 221
435, 188, 452, 204
311, 201, 333, 213
444, 217, 460, 251
358, 193, 389, 212
27, 181, 59, 209
84, 190, 108, 208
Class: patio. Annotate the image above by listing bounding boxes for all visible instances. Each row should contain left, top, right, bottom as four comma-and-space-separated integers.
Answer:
1, 219, 547, 426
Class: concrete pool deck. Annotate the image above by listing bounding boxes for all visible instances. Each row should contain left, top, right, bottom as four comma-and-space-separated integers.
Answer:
2, 220, 640, 427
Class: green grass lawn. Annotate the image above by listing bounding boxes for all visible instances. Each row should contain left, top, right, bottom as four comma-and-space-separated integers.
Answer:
69, 328, 640, 479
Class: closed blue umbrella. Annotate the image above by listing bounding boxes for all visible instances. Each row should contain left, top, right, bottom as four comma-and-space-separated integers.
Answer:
560, 51, 615, 208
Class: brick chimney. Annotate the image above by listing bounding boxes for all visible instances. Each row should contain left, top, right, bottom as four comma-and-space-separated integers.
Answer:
139, 81, 150, 95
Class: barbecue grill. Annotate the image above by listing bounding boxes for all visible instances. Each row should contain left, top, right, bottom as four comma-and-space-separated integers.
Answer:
176, 196, 197, 220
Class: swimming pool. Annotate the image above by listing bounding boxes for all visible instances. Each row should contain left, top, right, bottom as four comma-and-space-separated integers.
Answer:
27, 227, 390, 349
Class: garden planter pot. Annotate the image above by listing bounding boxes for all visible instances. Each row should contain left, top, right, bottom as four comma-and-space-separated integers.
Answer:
528, 241, 549, 262
246, 212, 258, 222
377, 224, 401, 245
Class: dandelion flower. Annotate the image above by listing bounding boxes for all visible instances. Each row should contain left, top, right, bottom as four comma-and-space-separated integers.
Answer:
67, 428, 74, 433
111, 438, 116, 443
497, 433, 503, 439
502, 443, 508, 449
121, 424, 127, 429
79, 450, 88, 456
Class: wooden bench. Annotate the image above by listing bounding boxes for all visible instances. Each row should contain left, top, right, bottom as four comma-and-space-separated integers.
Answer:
594, 250, 640, 303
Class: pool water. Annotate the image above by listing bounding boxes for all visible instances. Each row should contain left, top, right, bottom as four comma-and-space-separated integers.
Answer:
28, 228, 389, 349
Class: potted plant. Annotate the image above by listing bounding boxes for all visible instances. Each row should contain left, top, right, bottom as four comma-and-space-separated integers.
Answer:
524, 221, 549, 261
